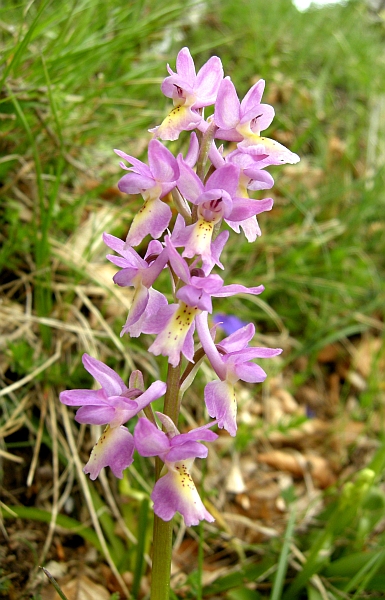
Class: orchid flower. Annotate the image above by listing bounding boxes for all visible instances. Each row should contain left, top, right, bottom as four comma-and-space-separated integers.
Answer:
174, 157, 274, 263
214, 77, 300, 164
60, 355, 166, 479
150, 47, 223, 141
224, 149, 275, 241
116, 139, 179, 246
103, 233, 168, 337
196, 314, 282, 436
142, 236, 265, 367
134, 414, 217, 526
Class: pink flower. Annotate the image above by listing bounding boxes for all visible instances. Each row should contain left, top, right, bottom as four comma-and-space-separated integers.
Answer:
103, 234, 168, 337
116, 139, 179, 246
150, 47, 223, 141
134, 414, 217, 526
142, 237, 265, 367
214, 77, 300, 164
173, 157, 274, 267
196, 314, 282, 436
59, 355, 166, 479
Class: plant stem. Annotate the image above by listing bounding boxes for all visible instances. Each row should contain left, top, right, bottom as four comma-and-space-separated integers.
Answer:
150, 362, 181, 600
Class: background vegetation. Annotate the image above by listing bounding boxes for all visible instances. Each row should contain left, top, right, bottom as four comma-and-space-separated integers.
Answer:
1, 0, 385, 598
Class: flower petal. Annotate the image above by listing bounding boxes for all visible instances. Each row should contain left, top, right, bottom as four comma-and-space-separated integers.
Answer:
134, 418, 170, 456
82, 354, 126, 397
176, 156, 204, 203
75, 404, 116, 425
150, 106, 201, 141
204, 380, 238, 436
151, 462, 215, 526
219, 323, 255, 353
240, 79, 265, 114
117, 172, 155, 194
214, 77, 240, 130
232, 361, 267, 383
83, 425, 134, 480
176, 47, 196, 83
194, 56, 224, 107
123, 288, 168, 338
213, 283, 264, 298
59, 388, 106, 406
148, 139, 179, 183
125, 198, 172, 246
166, 441, 208, 462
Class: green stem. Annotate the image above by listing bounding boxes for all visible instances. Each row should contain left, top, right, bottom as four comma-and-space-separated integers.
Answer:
150, 362, 182, 600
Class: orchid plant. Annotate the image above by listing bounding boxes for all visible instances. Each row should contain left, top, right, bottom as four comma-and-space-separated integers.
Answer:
60, 47, 299, 599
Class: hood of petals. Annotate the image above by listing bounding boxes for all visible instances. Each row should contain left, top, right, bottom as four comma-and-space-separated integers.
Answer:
165, 441, 208, 462
198, 189, 233, 220
176, 285, 212, 312
118, 172, 155, 195
205, 163, 240, 198
240, 104, 275, 133
134, 418, 170, 456
161, 75, 195, 102
190, 273, 224, 293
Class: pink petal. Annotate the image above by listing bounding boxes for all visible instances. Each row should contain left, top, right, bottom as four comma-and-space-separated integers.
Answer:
121, 288, 168, 338
176, 47, 196, 82
151, 462, 215, 526
205, 163, 239, 197
75, 405, 115, 425
83, 426, 134, 480
213, 283, 264, 298
240, 103, 275, 132
176, 156, 204, 203
125, 198, 172, 246
194, 56, 224, 107
59, 388, 106, 406
219, 323, 255, 353
184, 132, 199, 167
82, 354, 126, 397
214, 77, 240, 130
103, 232, 126, 256
166, 441, 208, 462
240, 79, 265, 114
232, 361, 267, 383
244, 169, 274, 190
228, 197, 273, 221
226, 216, 262, 241
134, 418, 169, 456
148, 139, 179, 183
204, 380, 237, 437
114, 149, 152, 178
118, 172, 155, 194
